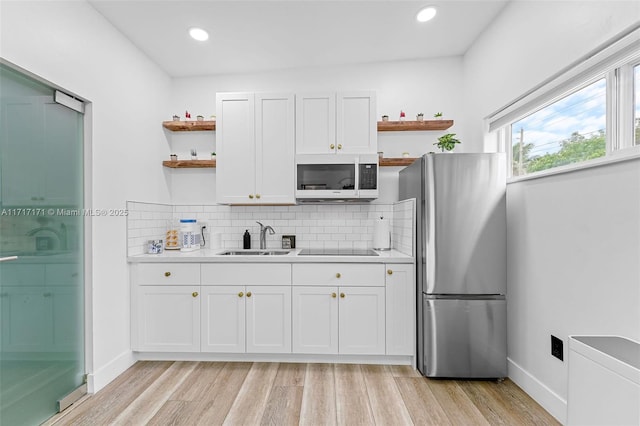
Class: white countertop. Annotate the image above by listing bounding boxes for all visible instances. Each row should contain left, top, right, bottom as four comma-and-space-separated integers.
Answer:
128, 248, 414, 264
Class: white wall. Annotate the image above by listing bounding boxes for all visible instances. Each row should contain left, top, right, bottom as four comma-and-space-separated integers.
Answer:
463, 1, 640, 422
1, 1, 171, 391
167, 57, 465, 204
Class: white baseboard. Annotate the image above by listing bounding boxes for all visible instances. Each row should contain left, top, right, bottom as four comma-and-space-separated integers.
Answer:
508, 357, 567, 424
86, 350, 135, 393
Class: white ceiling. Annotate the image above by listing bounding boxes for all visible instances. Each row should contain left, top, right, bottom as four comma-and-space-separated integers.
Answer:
88, 0, 510, 78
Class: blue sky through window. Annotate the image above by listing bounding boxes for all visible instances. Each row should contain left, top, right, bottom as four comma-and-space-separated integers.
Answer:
512, 78, 607, 158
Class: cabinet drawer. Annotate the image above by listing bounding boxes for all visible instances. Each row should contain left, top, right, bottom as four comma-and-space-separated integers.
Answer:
292, 263, 384, 287
133, 263, 200, 286
1, 264, 45, 286
201, 263, 291, 286
46, 264, 81, 286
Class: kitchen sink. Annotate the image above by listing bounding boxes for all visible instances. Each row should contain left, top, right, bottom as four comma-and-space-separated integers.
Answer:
219, 250, 292, 256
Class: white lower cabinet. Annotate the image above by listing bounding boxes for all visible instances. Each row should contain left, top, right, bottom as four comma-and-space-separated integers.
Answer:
338, 286, 386, 355
292, 286, 339, 354
201, 286, 246, 353
385, 264, 415, 356
292, 263, 388, 355
135, 285, 201, 352
201, 285, 292, 354
132, 261, 414, 359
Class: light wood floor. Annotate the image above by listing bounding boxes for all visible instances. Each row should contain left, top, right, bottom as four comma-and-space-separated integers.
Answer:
48, 361, 559, 425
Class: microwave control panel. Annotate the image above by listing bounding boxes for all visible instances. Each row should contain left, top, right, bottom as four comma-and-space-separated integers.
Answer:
359, 164, 377, 190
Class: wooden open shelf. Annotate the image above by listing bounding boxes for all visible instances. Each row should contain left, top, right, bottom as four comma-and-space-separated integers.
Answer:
162, 159, 216, 168
162, 120, 216, 131
379, 157, 417, 167
377, 119, 453, 132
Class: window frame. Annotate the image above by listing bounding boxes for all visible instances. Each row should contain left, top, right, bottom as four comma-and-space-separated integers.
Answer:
487, 26, 640, 181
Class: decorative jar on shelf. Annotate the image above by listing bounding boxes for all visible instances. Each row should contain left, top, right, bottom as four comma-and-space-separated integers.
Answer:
381, 115, 389, 122
416, 113, 424, 121
170, 154, 178, 161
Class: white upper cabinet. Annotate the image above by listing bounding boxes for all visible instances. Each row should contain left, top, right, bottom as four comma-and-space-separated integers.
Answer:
1, 97, 81, 206
216, 92, 295, 205
336, 91, 377, 154
295, 91, 377, 155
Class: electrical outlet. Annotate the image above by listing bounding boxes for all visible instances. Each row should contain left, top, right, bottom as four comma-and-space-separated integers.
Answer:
551, 335, 563, 361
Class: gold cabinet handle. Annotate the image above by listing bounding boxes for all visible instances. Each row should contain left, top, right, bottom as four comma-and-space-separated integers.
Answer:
336, 273, 341, 278
164, 272, 171, 277
255, 194, 261, 199
337, 144, 342, 150
387, 269, 393, 275
238, 292, 244, 297
192, 292, 199, 298
246, 291, 252, 297
330, 144, 335, 149
331, 292, 337, 298
340, 292, 345, 298
249, 194, 254, 199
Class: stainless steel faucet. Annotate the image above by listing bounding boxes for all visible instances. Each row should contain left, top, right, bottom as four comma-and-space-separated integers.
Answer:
256, 221, 275, 249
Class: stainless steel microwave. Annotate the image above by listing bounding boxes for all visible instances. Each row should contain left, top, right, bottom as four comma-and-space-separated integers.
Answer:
295, 154, 379, 201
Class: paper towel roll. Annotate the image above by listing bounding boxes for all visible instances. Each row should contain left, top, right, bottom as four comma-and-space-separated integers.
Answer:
373, 217, 391, 250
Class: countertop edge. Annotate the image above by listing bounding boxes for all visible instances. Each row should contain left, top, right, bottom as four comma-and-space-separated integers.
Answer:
128, 249, 414, 264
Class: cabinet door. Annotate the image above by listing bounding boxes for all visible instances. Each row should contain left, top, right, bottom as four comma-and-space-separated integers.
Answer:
255, 93, 295, 204
292, 286, 338, 354
385, 264, 415, 356
135, 285, 200, 352
338, 286, 385, 355
1, 98, 43, 205
1, 286, 52, 352
216, 92, 256, 204
295, 93, 336, 154
246, 286, 291, 353
201, 285, 246, 353
337, 91, 377, 154
0, 97, 80, 206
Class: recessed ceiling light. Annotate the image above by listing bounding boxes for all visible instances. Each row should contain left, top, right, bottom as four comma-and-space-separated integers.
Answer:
189, 27, 209, 41
416, 6, 437, 23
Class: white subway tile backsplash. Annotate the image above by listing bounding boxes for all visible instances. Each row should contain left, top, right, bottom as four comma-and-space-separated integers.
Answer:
127, 199, 415, 255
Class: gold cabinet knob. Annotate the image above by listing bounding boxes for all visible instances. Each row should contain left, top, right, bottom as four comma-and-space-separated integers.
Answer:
192, 292, 199, 298
256, 194, 261, 199
238, 292, 244, 297
337, 144, 342, 150
336, 273, 341, 278
249, 194, 254, 199
340, 293, 345, 298
387, 269, 393, 275
331, 292, 337, 298
330, 144, 335, 149
164, 272, 171, 277
246, 291, 252, 297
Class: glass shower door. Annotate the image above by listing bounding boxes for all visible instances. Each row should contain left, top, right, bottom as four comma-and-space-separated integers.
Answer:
0, 64, 85, 426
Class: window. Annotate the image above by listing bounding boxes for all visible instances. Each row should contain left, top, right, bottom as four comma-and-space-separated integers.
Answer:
635, 65, 640, 145
511, 79, 606, 176
488, 29, 640, 179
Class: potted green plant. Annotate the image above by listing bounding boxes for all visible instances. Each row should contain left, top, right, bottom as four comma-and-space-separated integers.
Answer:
211, 151, 216, 160
434, 133, 461, 152
434, 112, 443, 120
381, 115, 389, 122
416, 113, 424, 121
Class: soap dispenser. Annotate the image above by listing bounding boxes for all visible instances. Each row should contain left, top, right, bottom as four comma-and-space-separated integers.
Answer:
243, 230, 251, 249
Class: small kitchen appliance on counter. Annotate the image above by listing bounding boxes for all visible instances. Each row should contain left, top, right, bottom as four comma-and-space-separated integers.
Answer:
373, 216, 391, 250
179, 219, 201, 252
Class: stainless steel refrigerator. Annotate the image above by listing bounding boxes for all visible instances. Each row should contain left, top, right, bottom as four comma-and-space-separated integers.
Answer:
399, 153, 507, 378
